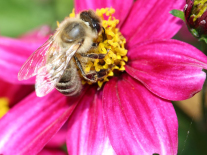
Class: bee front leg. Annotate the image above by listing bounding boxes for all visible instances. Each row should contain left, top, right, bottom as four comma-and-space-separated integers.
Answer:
79, 53, 106, 59
79, 42, 108, 59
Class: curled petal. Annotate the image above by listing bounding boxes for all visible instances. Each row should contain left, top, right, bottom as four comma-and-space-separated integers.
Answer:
0, 90, 82, 155
121, 0, 185, 47
75, 0, 133, 25
126, 39, 207, 101
102, 76, 178, 155
67, 86, 116, 155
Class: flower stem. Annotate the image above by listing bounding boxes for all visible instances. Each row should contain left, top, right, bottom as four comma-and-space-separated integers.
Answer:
201, 41, 207, 129
202, 72, 207, 126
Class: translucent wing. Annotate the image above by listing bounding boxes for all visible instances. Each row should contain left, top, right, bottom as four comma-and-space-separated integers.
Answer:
35, 43, 81, 97
18, 32, 60, 81
35, 66, 56, 97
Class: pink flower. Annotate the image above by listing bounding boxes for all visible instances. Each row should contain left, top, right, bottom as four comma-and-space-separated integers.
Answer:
0, 79, 33, 106
0, 0, 207, 155
0, 26, 51, 109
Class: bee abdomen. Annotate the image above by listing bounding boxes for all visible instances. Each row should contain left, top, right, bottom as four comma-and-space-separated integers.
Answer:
56, 77, 82, 96
56, 79, 82, 96
55, 61, 82, 96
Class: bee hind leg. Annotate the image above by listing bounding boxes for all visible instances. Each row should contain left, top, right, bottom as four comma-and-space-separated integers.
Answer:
82, 69, 110, 83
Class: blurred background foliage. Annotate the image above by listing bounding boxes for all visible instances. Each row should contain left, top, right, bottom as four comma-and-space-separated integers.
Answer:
0, 0, 207, 154
0, 0, 73, 37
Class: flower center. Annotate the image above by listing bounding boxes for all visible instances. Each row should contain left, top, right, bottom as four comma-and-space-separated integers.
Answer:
69, 8, 128, 87
0, 98, 9, 118
192, 0, 207, 21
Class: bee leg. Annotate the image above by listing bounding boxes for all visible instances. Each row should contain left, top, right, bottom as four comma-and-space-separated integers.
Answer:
102, 27, 107, 41
74, 56, 110, 82
83, 69, 110, 82
92, 42, 99, 47
79, 53, 106, 59
96, 69, 110, 80
85, 68, 111, 82
74, 56, 97, 83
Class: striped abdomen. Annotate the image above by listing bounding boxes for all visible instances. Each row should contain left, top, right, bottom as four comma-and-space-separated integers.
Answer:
55, 59, 82, 96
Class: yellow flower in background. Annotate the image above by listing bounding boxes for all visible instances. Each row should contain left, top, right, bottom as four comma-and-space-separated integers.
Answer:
0, 98, 9, 118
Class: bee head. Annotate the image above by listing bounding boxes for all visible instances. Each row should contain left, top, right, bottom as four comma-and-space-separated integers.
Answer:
80, 10, 101, 33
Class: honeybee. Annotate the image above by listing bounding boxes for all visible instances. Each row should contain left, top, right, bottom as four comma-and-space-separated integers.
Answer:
18, 10, 108, 97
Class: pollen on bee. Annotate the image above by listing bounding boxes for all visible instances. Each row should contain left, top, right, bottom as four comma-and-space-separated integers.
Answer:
70, 7, 128, 88
0, 97, 9, 118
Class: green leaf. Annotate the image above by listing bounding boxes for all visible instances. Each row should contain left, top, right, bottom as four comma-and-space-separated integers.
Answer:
61, 144, 68, 153
170, 9, 185, 21
0, 0, 73, 37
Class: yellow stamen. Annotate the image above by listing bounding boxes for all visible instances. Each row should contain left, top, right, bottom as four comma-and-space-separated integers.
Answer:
69, 8, 76, 18
0, 98, 9, 118
108, 71, 114, 76
71, 8, 128, 88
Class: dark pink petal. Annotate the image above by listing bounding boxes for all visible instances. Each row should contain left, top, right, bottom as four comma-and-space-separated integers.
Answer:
0, 90, 83, 155
46, 128, 66, 148
38, 148, 67, 155
75, 0, 133, 26
67, 86, 116, 155
0, 79, 34, 106
0, 36, 44, 84
126, 39, 207, 101
121, 0, 185, 47
103, 76, 178, 155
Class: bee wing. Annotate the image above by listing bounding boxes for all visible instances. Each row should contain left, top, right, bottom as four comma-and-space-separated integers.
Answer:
35, 66, 56, 97
35, 43, 81, 97
18, 32, 60, 81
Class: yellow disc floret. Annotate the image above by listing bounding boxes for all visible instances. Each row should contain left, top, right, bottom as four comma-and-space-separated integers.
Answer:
69, 8, 128, 88
69, 8, 76, 18
0, 97, 9, 118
